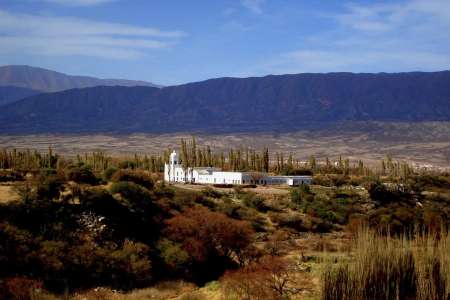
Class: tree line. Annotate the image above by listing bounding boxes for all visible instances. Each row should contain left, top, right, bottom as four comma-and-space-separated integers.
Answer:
0, 137, 415, 178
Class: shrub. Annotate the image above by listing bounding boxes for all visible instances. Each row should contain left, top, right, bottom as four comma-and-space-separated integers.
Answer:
153, 182, 175, 199
0, 223, 37, 276
309, 217, 334, 233
290, 184, 314, 206
107, 240, 152, 288
369, 203, 420, 235
2, 277, 44, 300
156, 239, 190, 274
201, 186, 222, 198
270, 212, 308, 232
221, 256, 313, 299
195, 196, 217, 209
313, 175, 334, 187
408, 174, 450, 191
110, 181, 152, 204
264, 230, 291, 256
242, 193, 269, 212
109, 182, 158, 221
35, 174, 64, 201
165, 206, 254, 266
103, 166, 119, 181
67, 166, 99, 185
111, 170, 154, 190
117, 160, 137, 169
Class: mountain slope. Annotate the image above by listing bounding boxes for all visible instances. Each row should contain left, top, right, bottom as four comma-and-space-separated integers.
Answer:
0, 86, 160, 133
0, 71, 449, 133
0, 86, 41, 106
0, 65, 161, 92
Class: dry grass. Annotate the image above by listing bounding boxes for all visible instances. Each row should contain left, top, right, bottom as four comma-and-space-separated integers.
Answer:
172, 182, 290, 196
71, 281, 198, 300
322, 229, 450, 300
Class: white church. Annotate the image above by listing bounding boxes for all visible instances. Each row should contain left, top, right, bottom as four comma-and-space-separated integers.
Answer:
164, 150, 312, 186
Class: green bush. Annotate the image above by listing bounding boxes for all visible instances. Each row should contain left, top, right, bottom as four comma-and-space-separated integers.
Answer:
270, 212, 308, 232
36, 174, 64, 201
242, 193, 269, 212
111, 169, 154, 190
103, 166, 119, 181
290, 184, 314, 206
67, 166, 99, 185
201, 186, 222, 198
110, 181, 154, 209
117, 160, 137, 169
156, 239, 190, 273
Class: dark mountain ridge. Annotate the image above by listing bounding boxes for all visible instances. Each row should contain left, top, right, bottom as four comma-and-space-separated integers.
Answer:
0, 86, 41, 106
0, 71, 449, 133
0, 65, 161, 92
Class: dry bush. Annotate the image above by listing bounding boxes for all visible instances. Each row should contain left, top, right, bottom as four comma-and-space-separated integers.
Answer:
264, 230, 291, 256
221, 256, 313, 300
1, 277, 48, 300
344, 215, 368, 236
264, 195, 289, 212
165, 206, 254, 264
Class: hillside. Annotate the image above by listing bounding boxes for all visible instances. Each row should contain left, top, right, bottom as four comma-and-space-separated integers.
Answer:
0, 65, 161, 92
0, 71, 449, 133
0, 86, 41, 106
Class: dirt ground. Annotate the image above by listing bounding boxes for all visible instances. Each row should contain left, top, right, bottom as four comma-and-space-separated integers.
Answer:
0, 184, 19, 202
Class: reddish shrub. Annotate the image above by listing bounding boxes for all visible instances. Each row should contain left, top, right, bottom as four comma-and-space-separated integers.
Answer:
165, 206, 254, 263
3, 277, 43, 300
221, 256, 313, 299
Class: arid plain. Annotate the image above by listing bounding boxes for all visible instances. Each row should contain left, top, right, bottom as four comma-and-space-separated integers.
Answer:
1, 122, 449, 169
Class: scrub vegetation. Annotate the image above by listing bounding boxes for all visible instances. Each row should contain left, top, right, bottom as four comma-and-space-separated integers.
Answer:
0, 140, 449, 299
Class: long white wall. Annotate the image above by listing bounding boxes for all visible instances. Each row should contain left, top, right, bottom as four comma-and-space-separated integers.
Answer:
164, 163, 312, 186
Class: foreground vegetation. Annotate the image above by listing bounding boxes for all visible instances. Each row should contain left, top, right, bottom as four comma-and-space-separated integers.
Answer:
323, 229, 450, 300
0, 144, 449, 299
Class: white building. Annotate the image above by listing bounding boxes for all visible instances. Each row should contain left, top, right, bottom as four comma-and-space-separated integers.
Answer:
164, 150, 312, 186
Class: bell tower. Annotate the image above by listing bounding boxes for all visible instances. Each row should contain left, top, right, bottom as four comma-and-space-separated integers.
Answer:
165, 150, 179, 182
169, 150, 178, 166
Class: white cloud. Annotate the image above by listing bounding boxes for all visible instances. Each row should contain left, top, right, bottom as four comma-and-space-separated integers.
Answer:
277, 50, 450, 73
40, 0, 116, 6
336, 0, 450, 33
0, 10, 185, 59
241, 0, 264, 14
246, 0, 450, 75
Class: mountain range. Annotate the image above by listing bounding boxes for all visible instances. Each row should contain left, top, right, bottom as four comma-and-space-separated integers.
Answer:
0, 86, 41, 106
0, 65, 160, 93
0, 67, 449, 134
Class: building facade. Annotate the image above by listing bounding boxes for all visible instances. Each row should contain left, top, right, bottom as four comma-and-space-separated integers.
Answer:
164, 151, 312, 186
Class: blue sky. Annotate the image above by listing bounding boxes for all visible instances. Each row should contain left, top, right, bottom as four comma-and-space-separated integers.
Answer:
0, 0, 449, 85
